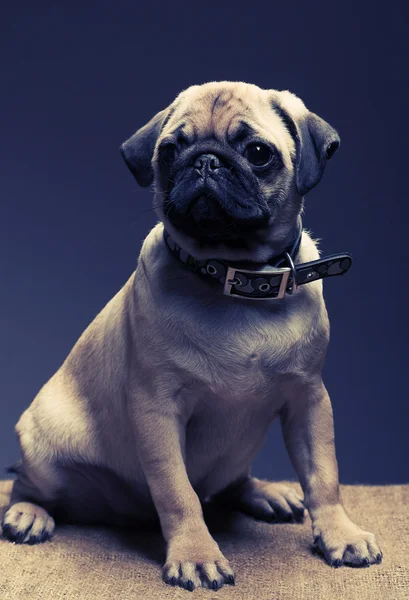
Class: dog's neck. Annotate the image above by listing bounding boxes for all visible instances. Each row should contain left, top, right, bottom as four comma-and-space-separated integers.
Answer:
161, 217, 353, 301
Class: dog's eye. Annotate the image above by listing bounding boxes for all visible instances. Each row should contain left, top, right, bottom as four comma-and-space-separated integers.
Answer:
244, 143, 273, 167
159, 143, 177, 165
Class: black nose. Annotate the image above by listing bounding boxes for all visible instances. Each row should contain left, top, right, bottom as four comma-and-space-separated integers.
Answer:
194, 153, 222, 175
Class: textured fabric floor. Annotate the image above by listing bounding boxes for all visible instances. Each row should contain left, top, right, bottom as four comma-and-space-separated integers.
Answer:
0, 479, 407, 600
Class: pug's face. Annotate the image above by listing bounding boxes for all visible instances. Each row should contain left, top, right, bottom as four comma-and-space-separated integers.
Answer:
121, 82, 340, 262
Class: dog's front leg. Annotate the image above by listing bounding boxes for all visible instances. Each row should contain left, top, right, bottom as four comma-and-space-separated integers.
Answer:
131, 402, 235, 591
280, 375, 383, 567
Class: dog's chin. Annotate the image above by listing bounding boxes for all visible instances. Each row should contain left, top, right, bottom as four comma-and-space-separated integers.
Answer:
158, 194, 279, 262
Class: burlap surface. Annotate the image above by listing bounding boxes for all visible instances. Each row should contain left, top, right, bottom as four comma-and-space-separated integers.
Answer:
0, 479, 407, 600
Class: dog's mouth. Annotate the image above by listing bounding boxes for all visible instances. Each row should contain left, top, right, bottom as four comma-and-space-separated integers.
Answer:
164, 191, 269, 243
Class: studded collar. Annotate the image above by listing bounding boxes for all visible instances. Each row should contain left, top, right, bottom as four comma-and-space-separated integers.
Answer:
162, 219, 352, 301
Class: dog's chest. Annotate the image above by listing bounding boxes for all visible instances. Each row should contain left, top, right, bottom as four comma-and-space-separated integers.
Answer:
160, 291, 320, 399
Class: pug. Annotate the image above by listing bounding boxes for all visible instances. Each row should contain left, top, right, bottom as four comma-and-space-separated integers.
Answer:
2, 81, 382, 591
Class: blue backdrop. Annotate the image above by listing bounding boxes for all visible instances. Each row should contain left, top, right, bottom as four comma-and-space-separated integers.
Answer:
1, 1, 408, 483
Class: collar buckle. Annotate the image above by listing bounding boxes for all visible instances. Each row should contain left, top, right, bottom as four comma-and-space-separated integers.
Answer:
223, 266, 291, 300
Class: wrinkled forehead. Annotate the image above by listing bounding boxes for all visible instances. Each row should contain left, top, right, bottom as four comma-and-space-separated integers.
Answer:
161, 83, 296, 160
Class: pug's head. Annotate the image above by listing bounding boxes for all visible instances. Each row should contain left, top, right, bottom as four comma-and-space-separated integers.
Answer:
121, 82, 340, 262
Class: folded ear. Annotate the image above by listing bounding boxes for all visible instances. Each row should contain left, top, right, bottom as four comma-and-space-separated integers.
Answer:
272, 99, 340, 196
120, 109, 168, 187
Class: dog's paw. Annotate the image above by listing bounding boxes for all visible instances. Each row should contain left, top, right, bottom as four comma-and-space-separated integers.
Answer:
217, 478, 306, 524
312, 505, 382, 567
1, 502, 55, 544
163, 532, 235, 590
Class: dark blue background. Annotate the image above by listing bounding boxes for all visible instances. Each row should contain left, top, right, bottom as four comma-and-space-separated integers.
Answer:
1, 2, 408, 483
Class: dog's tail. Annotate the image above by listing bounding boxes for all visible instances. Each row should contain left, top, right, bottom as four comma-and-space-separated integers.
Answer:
5, 459, 22, 475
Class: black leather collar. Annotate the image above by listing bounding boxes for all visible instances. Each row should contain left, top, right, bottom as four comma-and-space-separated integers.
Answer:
163, 219, 352, 300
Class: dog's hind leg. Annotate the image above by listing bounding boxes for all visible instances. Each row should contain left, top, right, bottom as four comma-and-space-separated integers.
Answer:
210, 474, 306, 523
1, 458, 59, 545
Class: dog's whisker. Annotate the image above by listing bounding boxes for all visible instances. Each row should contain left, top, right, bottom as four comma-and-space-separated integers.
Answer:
129, 205, 163, 227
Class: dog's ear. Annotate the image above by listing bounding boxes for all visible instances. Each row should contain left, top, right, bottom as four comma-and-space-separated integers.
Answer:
120, 109, 169, 187
272, 96, 340, 196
